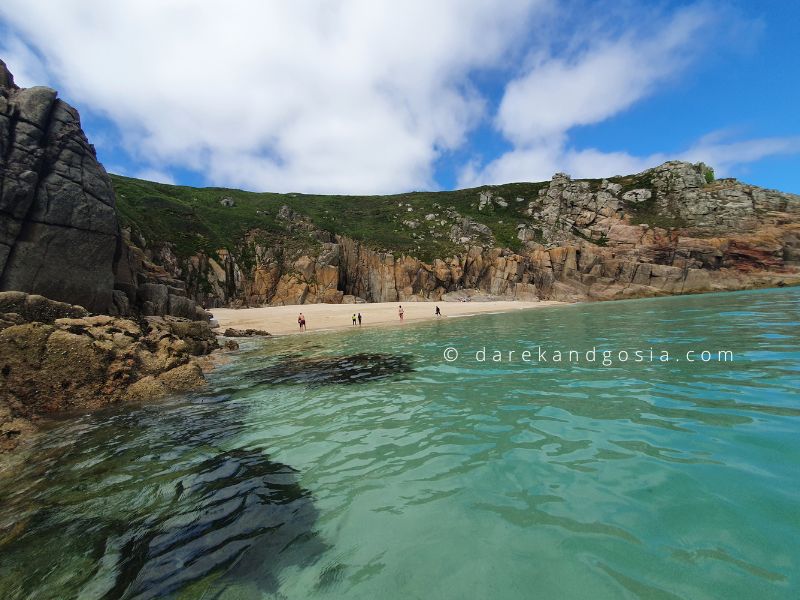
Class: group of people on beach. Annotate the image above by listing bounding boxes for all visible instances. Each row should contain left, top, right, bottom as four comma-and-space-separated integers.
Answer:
296, 305, 443, 332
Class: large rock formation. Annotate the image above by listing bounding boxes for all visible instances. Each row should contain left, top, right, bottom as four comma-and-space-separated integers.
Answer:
139, 162, 799, 308
0, 60, 117, 312
0, 60, 208, 320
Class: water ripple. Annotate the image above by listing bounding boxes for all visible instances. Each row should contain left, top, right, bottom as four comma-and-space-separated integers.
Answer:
1, 288, 799, 599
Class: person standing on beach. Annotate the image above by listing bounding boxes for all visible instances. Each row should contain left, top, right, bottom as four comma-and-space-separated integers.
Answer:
435, 306, 441, 317
398, 305, 404, 321
358, 312, 362, 326
298, 313, 306, 331
352, 313, 357, 326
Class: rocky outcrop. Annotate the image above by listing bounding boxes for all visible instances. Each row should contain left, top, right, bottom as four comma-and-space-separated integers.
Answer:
0, 292, 217, 452
0, 290, 88, 323
520, 162, 800, 245
0, 60, 118, 312
223, 327, 270, 337
112, 227, 211, 319
0, 61, 209, 321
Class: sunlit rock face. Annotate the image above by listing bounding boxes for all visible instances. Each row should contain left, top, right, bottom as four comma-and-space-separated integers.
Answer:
141, 161, 799, 308
3, 58, 797, 311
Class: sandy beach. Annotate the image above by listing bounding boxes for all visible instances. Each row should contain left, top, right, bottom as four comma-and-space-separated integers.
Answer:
210, 300, 564, 336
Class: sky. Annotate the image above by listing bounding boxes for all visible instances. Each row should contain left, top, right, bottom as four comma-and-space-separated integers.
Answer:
1, 0, 798, 194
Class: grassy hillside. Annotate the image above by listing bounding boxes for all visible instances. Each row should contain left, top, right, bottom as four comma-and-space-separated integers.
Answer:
111, 174, 553, 262
113, 170, 697, 263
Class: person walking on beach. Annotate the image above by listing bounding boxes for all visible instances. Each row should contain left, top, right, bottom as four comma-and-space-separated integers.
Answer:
398, 305, 404, 321
352, 313, 357, 327
298, 313, 306, 331
435, 306, 441, 317
357, 312, 362, 326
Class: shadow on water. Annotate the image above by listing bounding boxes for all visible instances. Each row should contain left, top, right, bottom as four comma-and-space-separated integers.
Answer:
0, 394, 328, 599
248, 352, 415, 387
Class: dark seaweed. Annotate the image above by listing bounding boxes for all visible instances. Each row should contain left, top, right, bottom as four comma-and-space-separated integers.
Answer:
248, 352, 415, 387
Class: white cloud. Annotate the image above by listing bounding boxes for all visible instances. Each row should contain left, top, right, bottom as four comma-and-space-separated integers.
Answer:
496, 6, 707, 145
0, 0, 548, 193
0, 32, 50, 89
460, 3, 799, 188
461, 3, 710, 187
2, 1, 796, 193
678, 132, 800, 176
132, 168, 176, 185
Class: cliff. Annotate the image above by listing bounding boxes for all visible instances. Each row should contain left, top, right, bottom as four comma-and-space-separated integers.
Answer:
113, 162, 800, 308
0, 60, 208, 320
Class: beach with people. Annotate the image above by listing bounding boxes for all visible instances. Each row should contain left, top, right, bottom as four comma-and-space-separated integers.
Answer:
211, 300, 563, 336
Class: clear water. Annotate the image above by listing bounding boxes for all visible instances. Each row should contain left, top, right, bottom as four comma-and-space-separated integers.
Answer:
1, 288, 799, 599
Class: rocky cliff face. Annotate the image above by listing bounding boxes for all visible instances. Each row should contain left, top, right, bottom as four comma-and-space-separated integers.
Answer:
0, 61, 208, 320
0, 60, 118, 312
138, 161, 799, 307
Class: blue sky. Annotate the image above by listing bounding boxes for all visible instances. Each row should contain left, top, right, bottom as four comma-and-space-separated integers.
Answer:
1, 0, 798, 194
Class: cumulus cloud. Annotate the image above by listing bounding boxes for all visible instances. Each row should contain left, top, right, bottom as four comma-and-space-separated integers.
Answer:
460, 3, 799, 187
0, 0, 547, 193
0, 29, 50, 89
496, 5, 707, 145
1, 1, 796, 193
678, 132, 800, 176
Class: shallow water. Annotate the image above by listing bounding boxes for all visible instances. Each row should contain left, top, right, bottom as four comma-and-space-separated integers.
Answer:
1, 288, 799, 599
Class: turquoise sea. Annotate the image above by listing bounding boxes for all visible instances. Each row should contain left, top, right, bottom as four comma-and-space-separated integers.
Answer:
1, 288, 799, 599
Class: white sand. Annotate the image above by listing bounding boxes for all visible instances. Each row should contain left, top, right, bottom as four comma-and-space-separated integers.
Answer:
210, 300, 564, 336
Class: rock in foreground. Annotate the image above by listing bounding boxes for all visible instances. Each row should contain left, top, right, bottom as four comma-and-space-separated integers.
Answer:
0, 293, 218, 452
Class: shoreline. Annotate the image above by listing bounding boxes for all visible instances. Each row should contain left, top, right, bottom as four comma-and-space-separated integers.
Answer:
210, 300, 566, 337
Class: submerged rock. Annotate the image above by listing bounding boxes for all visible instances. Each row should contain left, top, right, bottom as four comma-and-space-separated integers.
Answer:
104, 448, 323, 599
249, 352, 414, 386
0, 400, 327, 598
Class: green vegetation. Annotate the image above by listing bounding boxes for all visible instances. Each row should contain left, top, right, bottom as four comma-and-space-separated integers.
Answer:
111, 168, 687, 262
112, 175, 548, 262
704, 167, 715, 184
